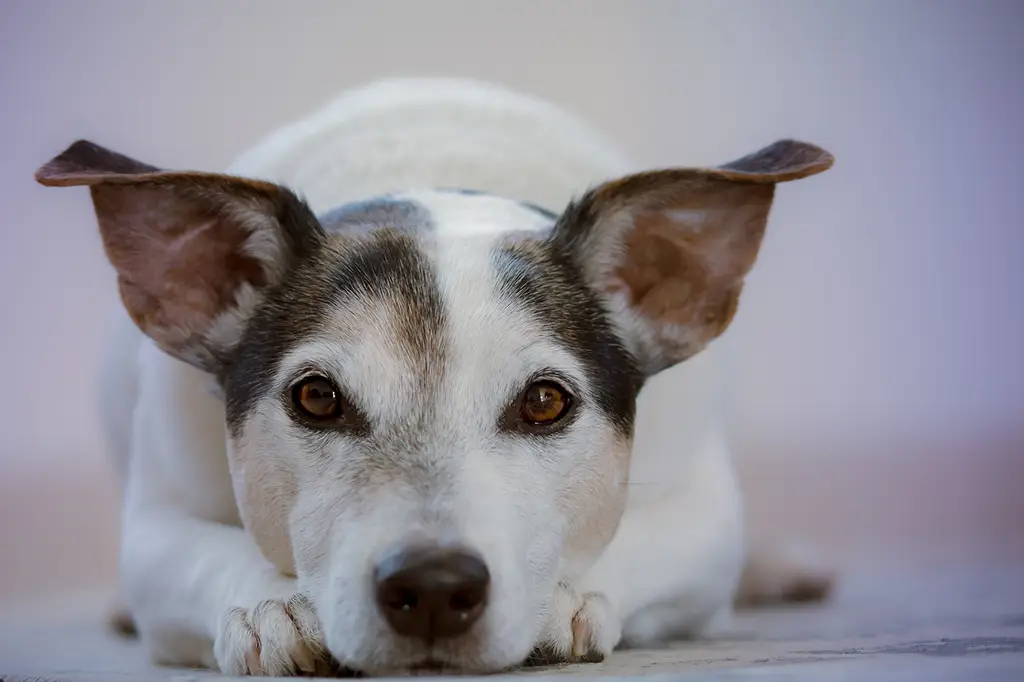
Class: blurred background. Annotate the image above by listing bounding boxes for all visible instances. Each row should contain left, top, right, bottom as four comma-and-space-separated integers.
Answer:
0, 1, 1021, 608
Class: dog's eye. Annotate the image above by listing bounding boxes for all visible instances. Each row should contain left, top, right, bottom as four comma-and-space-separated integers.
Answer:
520, 380, 572, 425
292, 376, 343, 420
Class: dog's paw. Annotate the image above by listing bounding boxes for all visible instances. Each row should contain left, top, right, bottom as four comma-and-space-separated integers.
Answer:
528, 582, 620, 666
214, 594, 333, 676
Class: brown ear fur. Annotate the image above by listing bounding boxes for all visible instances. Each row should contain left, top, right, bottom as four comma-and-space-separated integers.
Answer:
36, 140, 322, 372
554, 140, 834, 374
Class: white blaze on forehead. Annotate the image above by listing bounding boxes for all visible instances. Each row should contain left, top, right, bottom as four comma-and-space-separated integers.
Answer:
398, 190, 555, 237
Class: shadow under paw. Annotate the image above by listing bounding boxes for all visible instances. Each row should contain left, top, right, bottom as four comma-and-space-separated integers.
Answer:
523, 644, 606, 668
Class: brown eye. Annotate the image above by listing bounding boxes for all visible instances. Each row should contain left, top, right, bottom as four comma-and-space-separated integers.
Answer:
292, 376, 342, 420
520, 380, 572, 425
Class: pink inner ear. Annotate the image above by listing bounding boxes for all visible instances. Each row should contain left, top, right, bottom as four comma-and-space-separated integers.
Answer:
606, 192, 771, 363
563, 141, 832, 373
614, 211, 710, 320
92, 184, 269, 361
615, 226, 700, 310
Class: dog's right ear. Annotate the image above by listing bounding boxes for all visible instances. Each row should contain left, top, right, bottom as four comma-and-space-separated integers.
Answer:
36, 140, 324, 374
551, 139, 834, 375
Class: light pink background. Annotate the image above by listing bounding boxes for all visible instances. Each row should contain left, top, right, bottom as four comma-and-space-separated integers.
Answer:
1, 1, 1021, 605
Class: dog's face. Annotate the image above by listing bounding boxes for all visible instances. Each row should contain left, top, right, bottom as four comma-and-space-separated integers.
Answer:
223, 191, 644, 672
36, 139, 832, 674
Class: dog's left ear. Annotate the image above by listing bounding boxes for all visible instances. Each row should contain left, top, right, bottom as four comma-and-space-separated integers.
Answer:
552, 139, 834, 375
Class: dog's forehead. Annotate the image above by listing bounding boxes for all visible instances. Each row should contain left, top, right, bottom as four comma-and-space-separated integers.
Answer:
224, 190, 642, 437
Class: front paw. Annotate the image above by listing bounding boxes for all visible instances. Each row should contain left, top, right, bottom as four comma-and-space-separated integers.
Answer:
214, 594, 333, 676
528, 582, 620, 666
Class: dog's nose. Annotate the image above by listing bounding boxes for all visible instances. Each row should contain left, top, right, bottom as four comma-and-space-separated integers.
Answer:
374, 545, 490, 640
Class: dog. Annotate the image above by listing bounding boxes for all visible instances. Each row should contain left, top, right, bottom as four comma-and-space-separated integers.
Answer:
35, 78, 834, 676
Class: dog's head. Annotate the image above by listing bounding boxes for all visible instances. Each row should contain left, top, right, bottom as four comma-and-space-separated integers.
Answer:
36, 138, 831, 674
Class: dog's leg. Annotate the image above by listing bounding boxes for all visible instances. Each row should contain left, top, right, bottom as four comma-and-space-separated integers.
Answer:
121, 511, 332, 676
117, 344, 333, 676
96, 311, 143, 637
575, 436, 747, 649
575, 435, 836, 648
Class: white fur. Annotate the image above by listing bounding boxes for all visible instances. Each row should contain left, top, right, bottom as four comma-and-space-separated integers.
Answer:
101, 78, 752, 674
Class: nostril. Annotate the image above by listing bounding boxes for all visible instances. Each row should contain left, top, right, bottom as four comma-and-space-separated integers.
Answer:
449, 586, 485, 611
381, 586, 418, 612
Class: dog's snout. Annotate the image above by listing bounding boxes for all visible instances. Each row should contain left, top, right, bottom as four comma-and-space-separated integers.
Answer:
374, 545, 490, 640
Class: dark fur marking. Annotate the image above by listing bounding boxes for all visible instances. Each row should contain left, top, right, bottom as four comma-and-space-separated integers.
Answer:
492, 237, 644, 436
435, 187, 560, 221
327, 228, 446, 379
318, 197, 432, 234
224, 227, 446, 438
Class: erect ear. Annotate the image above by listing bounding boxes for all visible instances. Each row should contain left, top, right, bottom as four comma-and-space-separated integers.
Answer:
36, 140, 324, 375
552, 139, 834, 375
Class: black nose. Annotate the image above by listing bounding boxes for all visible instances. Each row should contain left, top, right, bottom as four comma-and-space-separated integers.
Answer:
375, 545, 490, 640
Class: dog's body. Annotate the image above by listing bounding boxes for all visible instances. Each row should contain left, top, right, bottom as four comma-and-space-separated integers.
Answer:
40, 79, 834, 676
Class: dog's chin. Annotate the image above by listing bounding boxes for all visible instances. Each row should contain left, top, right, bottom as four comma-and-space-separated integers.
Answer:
342, 639, 535, 678
354, 658, 519, 678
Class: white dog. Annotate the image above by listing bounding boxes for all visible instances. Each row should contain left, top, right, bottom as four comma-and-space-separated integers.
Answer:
35, 78, 834, 676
